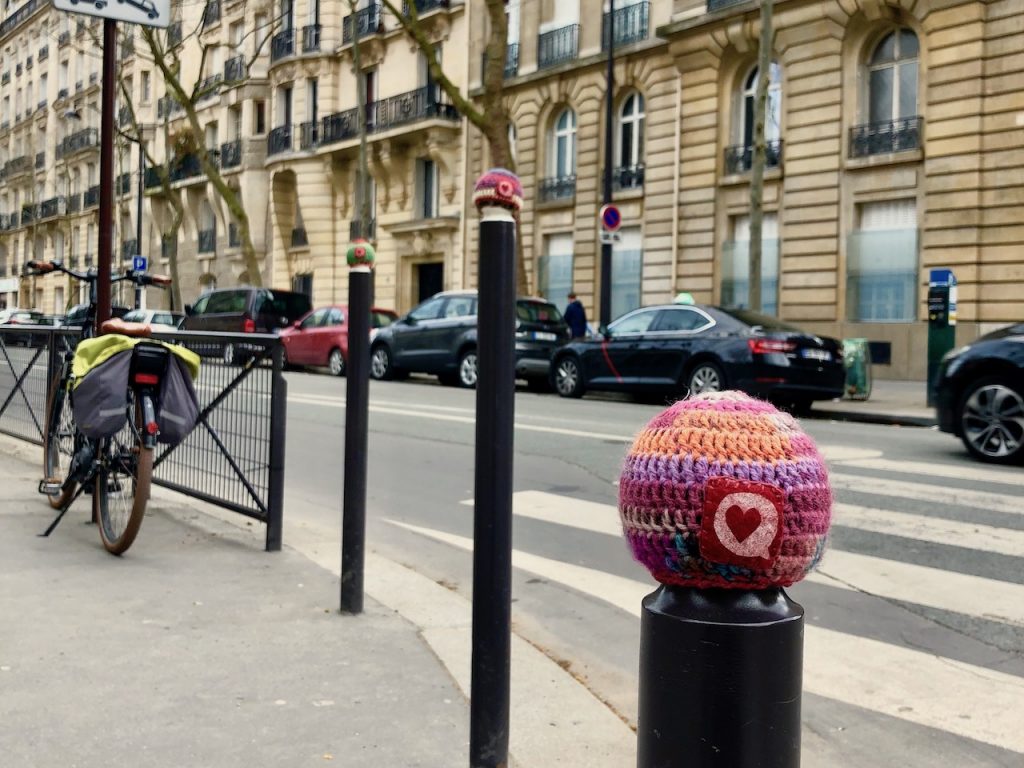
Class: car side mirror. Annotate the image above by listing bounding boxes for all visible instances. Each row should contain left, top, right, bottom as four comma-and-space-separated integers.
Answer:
599, 324, 611, 339
184, 304, 193, 315
402, 315, 417, 326
293, 320, 303, 329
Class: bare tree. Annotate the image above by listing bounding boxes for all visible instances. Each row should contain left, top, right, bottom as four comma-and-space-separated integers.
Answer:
379, 0, 527, 291
748, 0, 774, 314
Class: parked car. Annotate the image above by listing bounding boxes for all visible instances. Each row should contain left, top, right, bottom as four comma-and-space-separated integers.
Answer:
934, 322, 1024, 464
280, 305, 399, 376
369, 291, 570, 390
62, 303, 131, 327
550, 304, 846, 409
121, 308, 185, 333
181, 288, 313, 365
0, 308, 46, 346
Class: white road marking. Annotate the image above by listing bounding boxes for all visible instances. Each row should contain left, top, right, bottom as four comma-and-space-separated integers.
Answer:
388, 519, 1024, 755
476, 491, 1024, 626
830, 472, 1024, 516
838, 457, 1024, 488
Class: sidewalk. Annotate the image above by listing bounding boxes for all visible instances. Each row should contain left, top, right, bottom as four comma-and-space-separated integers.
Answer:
0, 440, 469, 768
810, 379, 935, 427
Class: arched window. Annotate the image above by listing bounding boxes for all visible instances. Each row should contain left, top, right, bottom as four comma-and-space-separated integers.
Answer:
867, 29, 918, 124
198, 201, 217, 254
549, 107, 576, 178
741, 62, 782, 149
618, 91, 645, 169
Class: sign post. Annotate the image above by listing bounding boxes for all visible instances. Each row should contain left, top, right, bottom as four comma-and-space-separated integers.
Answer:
927, 268, 957, 407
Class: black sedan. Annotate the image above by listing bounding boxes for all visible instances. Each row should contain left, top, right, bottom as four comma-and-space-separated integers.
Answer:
934, 322, 1024, 464
549, 304, 845, 409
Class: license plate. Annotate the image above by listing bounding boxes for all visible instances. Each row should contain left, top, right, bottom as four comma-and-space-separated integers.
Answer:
801, 348, 831, 361
533, 331, 557, 341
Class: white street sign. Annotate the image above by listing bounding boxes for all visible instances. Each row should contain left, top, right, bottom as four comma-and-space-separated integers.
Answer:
51, 0, 170, 29
599, 230, 621, 245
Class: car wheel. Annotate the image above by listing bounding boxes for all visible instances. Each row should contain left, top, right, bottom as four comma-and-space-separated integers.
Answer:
370, 345, 394, 381
958, 376, 1024, 464
328, 348, 346, 377
223, 343, 236, 367
687, 361, 724, 396
553, 356, 585, 399
458, 349, 478, 388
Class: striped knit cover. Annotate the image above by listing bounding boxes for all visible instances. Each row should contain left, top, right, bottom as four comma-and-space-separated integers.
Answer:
619, 391, 832, 589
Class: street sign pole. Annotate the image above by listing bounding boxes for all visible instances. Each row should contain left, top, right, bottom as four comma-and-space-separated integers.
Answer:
95, 18, 117, 331
599, 0, 615, 327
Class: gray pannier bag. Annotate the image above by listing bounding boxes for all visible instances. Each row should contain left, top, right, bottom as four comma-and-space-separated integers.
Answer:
71, 350, 132, 439
157, 355, 200, 445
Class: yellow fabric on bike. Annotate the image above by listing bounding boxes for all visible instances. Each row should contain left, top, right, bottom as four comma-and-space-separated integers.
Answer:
71, 334, 200, 388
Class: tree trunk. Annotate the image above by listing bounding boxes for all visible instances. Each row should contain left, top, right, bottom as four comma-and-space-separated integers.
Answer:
748, 0, 773, 314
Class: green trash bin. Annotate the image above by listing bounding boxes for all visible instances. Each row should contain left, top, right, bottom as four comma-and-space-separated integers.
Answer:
843, 338, 872, 400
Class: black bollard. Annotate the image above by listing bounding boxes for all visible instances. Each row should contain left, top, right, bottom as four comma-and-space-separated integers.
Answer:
638, 586, 804, 768
469, 170, 522, 768
340, 240, 375, 614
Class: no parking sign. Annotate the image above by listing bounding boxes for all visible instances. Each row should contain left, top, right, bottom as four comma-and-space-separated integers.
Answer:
599, 204, 622, 244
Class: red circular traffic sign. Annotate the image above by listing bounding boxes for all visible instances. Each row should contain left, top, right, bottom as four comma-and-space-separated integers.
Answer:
599, 204, 622, 232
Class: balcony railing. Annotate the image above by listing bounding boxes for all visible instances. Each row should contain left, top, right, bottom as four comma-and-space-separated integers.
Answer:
369, 85, 458, 132
35, 152, 45, 169
57, 87, 69, 100
20, 206, 33, 225
84, 185, 100, 208
66, 193, 81, 213
5, 155, 31, 176
482, 42, 519, 79
267, 125, 293, 155
299, 121, 319, 150
58, 31, 71, 48
707, 0, 747, 11
0, 0, 41, 37
302, 24, 321, 52
602, 1, 649, 50
202, 0, 221, 27
224, 54, 246, 83
228, 223, 240, 248
168, 21, 183, 47
271, 28, 295, 62
121, 239, 139, 259
119, 105, 132, 127
198, 228, 217, 253
291, 227, 308, 248
849, 117, 922, 158
402, 0, 448, 13
38, 45, 48, 61
349, 218, 376, 240
342, 2, 382, 44
117, 172, 132, 195
612, 164, 645, 191
157, 95, 185, 118
39, 197, 64, 220
539, 175, 577, 202
83, 254, 94, 268
1, 72, 9, 85
723, 140, 783, 175
57, 128, 99, 159
221, 138, 242, 168
171, 153, 206, 182
321, 108, 360, 144
197, 74, 223, 101
538, 24, 579, 69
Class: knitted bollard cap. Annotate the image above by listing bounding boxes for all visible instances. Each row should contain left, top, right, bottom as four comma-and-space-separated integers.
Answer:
473, 168, 523, 215
346, 239, 375, 268
619, 391, 831, 589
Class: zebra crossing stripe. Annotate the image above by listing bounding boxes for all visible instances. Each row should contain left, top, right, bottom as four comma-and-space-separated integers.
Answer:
838, 457, 1024, 488
829, 472, 1024, 516
386, 519, 1024, 754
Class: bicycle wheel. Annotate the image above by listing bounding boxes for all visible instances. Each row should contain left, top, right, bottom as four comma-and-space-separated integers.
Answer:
93, 396, 152, 555
42, 373, 76, 510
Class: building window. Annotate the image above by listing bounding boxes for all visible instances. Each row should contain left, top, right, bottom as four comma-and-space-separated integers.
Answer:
549, 107, 576, 177
141, 70, 151, 102
508, 121, 517, 166
418, 158, 439, 219
721, 214, 779, 316
612, 227, 643, 321
198, 201, 217, 254
616, 91, 644, 189
538, 233, 573, 307
868, 29, 918, 125
254, 100, 266, 134
741, 62, 782, 150
846, 200, 918, 322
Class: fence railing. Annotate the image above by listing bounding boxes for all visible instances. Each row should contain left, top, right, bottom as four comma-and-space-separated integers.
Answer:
539, 175, 577, 202
0, 327, 287, 550
343, 2, 382, 44
724, 140, 783, 174
198, 228, 217, 253
602, 1, 649, 50
268, 125, 293, 155
221, 138, 242, 168
302, 23, 321, 52
849, 116, 922, 158
224, 54, 246, 83
613, 164, 645, 190
271, 28, 295, 62
538, 24, 579, 69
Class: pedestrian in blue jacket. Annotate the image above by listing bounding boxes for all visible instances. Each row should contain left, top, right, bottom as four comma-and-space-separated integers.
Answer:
564, 292, 588, 339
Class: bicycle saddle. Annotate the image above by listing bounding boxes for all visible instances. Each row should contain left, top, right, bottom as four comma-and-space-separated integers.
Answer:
101, 318, 152, 338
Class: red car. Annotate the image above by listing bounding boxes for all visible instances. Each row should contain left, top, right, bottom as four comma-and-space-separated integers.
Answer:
280, 305, 398, 376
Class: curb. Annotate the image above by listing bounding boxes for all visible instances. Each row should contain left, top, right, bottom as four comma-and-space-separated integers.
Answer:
807, 407, 937, 428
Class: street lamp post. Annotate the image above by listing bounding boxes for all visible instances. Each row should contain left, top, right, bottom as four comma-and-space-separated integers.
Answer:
600, 0, 615, 326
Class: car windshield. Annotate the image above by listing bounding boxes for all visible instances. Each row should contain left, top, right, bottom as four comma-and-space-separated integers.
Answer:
716, 307, 805, 333
517, 301, 563, 324
122, 310, 145, 323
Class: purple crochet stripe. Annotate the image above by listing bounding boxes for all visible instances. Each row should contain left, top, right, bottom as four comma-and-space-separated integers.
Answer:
620, 454, 829, 495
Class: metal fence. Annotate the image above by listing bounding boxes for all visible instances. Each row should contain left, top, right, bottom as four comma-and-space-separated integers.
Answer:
0, 327, 286, 550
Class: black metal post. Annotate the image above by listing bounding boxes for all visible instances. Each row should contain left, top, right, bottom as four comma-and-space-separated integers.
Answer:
469, 204, 517, 768
96, 19, 117, 331
340, 262, 372, 613
135, 145, 145, 309
266, 341, 287, 552
637, 586, 804, 768
599, 0, 615, 327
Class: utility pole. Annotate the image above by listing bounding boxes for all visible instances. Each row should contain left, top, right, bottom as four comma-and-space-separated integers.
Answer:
748, 0, 773, 314
599, 0, 615, 326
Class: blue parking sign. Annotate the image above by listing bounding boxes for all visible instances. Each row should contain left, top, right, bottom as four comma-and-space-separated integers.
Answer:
132, 255, 147, 273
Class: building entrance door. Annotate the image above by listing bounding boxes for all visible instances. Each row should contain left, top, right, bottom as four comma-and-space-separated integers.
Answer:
416, 262, 443, 303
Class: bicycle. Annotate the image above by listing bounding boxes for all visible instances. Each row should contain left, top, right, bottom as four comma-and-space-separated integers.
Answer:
27, 259, 174, 555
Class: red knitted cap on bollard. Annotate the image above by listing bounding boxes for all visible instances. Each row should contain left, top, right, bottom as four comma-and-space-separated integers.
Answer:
346, 238, 375, 269
473, 168, 523, 215
619, 391, 832, 589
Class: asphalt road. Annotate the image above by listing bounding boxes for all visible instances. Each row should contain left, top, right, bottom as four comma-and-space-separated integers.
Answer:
281, 369, 1024, 768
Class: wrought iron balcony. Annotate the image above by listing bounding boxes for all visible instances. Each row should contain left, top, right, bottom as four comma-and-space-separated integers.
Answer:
267, 125, 293, 156
57, 128, 100, 159
16, 63, 22, 76
368, 85, 458, 132
168, 21, 183, 47
302, 24, 321, 52
0, 0, 41, 37
482, 42, 519, 79
197, 74, 223, 101
1, 72, 9, 85
26, 56, 33, 71
539, 175, 576, 202
320, 108, 360, 144
198, 228, 217, 254
849, 117, 922, 158
612, 164, 645, 191
83, 254, 94, 268
224, 55, 246, 83
58, 32, 71, 48
117, 172, 132, 196
38, 44, 48, 61
5, 155, 31, 177
119, 105, 132, 127
39, 197, 64, 220
538, 24, 578, 69
157, 96, 185, 119
75, 81, 83, 92
228, 223, 240, 248
602, 1, 649, 50
66, 193, 81, 213
707, 0, 747, 11
35, 152, 44, 169
121, 239, 139, 259
202, 0, 221, 27
89, 72, 99, 85
170, 152, 206, 182
343, 2, 382, 44
221, 138, 242, 169
271, 28, 295, 62
20, 206, 33, 225
291, 227, 308, 248
402, 0, 448, 14
57, 87, 69, 101
84, 185, 100, 208
723, 140, 783, 175
349, 218, 376, 241
299, 121, 319, 150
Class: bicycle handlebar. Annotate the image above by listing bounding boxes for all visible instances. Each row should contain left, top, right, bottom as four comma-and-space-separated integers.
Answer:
25, 260, 58, 275
23, 259, 171, 288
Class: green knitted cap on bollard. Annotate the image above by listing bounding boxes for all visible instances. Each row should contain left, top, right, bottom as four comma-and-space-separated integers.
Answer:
346, 239, 376, 268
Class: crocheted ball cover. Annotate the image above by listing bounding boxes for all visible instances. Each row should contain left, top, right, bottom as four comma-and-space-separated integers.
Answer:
619, 391, 831, 589
346, 239, 376, 268
473, 168, 523, 214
